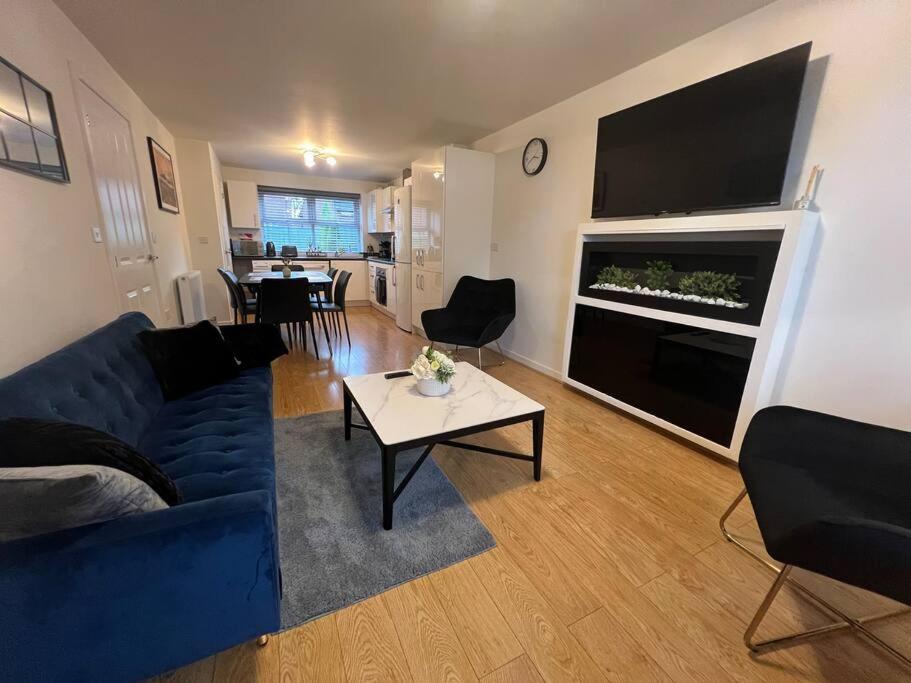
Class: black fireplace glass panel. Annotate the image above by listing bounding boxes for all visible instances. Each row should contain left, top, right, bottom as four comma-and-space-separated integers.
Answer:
578, 231, 781, 326
568, 304, 755, 446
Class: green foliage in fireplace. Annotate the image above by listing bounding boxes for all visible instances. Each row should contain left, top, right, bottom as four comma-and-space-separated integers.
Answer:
596, 265, 638, 289
644, 260, 674, 291
678, 270, 741, 300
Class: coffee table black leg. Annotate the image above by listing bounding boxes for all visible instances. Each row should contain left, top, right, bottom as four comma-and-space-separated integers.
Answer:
532, 412, 544, 481
382, 446, 396, 530
344, 389, 352, 441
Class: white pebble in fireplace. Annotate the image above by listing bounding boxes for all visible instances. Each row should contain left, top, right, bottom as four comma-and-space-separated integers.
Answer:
589, 282, 750, 309
562, 210, 818, 461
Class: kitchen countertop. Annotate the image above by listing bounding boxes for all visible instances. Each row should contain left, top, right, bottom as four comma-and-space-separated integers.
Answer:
231, 254, 367, 261
366, 257, 395, 265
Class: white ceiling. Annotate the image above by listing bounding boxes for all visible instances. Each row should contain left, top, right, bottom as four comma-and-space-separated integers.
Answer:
55, 0, 773, 182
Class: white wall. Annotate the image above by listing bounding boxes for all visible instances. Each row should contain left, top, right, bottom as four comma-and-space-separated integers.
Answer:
175, 138, 231, 322
473, 0, 911, 429
0, 0, 191, 376
220, 166, 380, 249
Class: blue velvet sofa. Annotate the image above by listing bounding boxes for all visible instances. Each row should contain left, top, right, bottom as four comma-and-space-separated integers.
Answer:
0, 313, 281, 681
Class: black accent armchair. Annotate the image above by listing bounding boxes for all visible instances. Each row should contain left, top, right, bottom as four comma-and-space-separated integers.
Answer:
727, 405, 911, 665
421, 276, 515, 369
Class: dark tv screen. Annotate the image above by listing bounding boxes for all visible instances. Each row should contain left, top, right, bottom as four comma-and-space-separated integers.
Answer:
591, 43, 811, 219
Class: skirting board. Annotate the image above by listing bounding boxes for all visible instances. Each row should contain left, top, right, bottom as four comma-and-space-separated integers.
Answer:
491, 344, 562, 380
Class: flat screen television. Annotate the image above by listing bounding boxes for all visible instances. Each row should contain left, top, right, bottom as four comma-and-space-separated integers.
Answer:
591, 43, 811, 219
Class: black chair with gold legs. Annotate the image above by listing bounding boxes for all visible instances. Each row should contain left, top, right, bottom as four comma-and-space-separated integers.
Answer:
721, 406, 911, 667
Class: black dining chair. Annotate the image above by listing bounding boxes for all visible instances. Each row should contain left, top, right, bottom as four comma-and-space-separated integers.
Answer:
421, 276, 515, 369
311, 267, 339, 307
720, 405, 911, 666
256, 277, 319, 358
217, 268, 256, 324
312, 270, 352, 346
271, 264, 305, 272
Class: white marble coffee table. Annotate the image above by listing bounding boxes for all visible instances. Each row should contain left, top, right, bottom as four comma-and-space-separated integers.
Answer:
343, 362, 545, 529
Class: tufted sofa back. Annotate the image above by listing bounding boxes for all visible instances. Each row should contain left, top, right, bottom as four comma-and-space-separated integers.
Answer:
0, 313, 164, 447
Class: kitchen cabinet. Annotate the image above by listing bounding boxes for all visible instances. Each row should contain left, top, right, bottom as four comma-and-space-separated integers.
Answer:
251, 259, 273, 272
386, 265, 397, 316
225, 180, 260, 229
410, 146, 494, 333
368, 262, 377, 301
366, 191, 377, 234
338, 260, 368, 301
411, 267, 443, 334
298, 259, 330, 272
371, 186, 395, 233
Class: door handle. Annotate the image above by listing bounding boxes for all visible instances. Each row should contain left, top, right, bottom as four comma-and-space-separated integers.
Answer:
148, 254, 159, 261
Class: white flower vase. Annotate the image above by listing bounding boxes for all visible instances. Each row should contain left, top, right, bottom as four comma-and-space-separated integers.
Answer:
416, 377, 451, 397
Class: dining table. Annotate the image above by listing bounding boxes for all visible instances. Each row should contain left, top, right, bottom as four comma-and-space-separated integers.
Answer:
238, 270, 335, 353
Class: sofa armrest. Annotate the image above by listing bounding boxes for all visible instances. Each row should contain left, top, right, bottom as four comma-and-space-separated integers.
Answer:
0, 490, 281, 682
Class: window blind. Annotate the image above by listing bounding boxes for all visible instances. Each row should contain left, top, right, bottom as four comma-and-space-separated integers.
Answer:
258, 186, 362, 253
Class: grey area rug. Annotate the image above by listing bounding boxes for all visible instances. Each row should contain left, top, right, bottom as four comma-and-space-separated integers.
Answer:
274, 410, 495, 629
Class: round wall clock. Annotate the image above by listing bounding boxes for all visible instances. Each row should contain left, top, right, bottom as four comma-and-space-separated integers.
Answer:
522, 138, 548, 176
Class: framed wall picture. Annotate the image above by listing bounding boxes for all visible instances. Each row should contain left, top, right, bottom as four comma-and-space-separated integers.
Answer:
147, 136, 179, 213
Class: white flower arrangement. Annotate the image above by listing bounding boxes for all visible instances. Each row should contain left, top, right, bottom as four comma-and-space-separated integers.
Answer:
410, 346, 456, 384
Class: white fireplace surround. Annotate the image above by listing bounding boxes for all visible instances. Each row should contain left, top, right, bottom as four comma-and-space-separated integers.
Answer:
562, 209, 819, 461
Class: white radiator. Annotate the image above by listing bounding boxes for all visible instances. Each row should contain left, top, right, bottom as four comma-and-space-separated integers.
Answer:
176, 271, 207, 324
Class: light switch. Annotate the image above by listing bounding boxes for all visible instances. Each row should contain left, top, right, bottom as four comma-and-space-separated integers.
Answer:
490, 242, 499, 252
198, 236, 209, 245
91, 226, 103, 243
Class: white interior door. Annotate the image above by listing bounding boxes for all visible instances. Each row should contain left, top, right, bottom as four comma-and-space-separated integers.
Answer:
78, 81, 162, 323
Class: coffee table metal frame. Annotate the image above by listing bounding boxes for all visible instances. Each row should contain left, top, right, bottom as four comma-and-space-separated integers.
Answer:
343, 384, 544, 530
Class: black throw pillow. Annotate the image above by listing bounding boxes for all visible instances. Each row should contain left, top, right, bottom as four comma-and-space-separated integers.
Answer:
0, 418, 182, 505
138, 320, 239, 400
219, 323, 288, 369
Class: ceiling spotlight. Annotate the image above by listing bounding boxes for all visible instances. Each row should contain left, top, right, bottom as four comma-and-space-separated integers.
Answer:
303, 151, 316, 167
326, 156, 337, 166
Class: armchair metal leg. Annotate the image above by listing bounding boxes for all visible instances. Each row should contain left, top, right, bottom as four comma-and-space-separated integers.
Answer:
470, 344, 508, 371
722, 489, 911, 667
256, 634, 269, 647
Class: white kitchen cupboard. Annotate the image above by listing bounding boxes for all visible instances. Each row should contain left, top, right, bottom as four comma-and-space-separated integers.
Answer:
297, 259, 330, 273
366, 191, 377, 234
411, 268, 443, 329
377, 187, 396, 233
368, 262, 377, 301
341, 261, 368, 302
386, 265, 397, 316
368, 188, 394, 234
410, 146, 494, 335
224, 180, 260, 229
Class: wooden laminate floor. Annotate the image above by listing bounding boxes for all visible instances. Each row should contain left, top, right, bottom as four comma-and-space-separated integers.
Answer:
162, 307, 910, 682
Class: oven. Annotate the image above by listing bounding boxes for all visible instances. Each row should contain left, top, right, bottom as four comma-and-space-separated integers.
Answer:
375, 268, 387, 306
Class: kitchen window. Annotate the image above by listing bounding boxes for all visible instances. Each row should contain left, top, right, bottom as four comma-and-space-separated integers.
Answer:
258, 186, 361, 253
